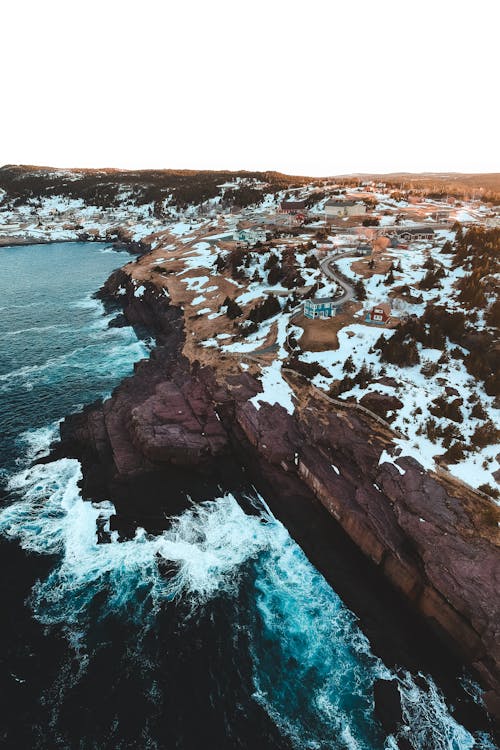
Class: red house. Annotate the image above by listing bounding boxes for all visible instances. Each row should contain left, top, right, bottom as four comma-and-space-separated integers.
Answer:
367, 303, 391, 324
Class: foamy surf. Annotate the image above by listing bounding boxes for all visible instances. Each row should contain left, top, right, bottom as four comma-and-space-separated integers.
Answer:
0, 460, 276, 625
0, 457, 490, 750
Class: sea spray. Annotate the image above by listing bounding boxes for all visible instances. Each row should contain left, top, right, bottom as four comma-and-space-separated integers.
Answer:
0, 458, 489, 750
0, 460, 277, 625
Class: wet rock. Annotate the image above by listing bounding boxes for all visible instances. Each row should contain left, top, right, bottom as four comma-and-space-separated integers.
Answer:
373, 678, 403, 734
107, 313, 128, 328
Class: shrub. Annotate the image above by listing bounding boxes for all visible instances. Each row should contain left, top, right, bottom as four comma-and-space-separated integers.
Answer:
477, 484, 500, 500
471, 402, 488, 420
354, 279, 367, 300
441, 441, 466, 464
343, 355, 355, 373
470, 419, 500, 449
284, 357, 329, 379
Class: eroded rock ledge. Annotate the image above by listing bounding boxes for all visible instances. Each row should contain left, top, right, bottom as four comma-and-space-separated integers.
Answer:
53, 267, 500, 726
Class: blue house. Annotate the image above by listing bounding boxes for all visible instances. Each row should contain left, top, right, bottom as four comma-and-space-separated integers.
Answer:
304, 298, 336, 319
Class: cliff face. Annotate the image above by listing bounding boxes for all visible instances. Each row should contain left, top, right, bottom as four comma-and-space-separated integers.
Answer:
55, 269, 500, 720
233, 393, 500, 716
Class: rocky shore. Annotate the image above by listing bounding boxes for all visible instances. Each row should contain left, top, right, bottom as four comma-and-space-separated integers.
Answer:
50, 264, 500, 741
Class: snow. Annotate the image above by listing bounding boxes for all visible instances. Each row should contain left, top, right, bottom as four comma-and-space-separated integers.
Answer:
250, 360, 295, 415
134, 285, 146, 298
182, 275, 210, 292
192, 295, 206, 305
379, 449, 406, 475
170, 222, 194, 236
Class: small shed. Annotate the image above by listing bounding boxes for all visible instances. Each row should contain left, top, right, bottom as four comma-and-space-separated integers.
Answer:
304, 297, 336, 319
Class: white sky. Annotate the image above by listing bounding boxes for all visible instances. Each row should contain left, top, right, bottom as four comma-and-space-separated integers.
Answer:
1, 0, 498, 176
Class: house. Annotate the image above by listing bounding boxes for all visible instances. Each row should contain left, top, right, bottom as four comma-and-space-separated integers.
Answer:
366, 303, 392, 324
304, 297, 336, 319
325, 199, 366, 221
395, 227, 435, 243
280, 199, 308, 214
233, 228, 268, 245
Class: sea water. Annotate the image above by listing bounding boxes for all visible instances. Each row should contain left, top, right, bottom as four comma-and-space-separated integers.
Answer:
0, 242, 495, 749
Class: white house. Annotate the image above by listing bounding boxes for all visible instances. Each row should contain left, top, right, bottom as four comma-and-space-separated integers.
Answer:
325, 199, 367, 221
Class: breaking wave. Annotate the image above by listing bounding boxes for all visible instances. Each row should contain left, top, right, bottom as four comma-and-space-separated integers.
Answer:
0, 457, 490, 750
0, 460, 275, 626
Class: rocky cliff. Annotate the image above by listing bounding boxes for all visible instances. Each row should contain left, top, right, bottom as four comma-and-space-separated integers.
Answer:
54, 267, 500, 729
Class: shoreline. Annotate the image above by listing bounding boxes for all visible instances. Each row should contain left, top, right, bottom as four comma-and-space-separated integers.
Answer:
47, 256, 499, 744
0, 234, 148, 255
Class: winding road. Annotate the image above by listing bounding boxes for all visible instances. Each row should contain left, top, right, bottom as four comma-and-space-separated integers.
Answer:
319, 249, 360, 305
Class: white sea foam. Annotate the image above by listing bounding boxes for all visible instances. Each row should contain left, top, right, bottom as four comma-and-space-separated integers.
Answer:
0, 460, 277, 626
0, 458, 490, 750
5, 323, 72, 337
16, 420, 61, 464
396, 672, 476, 750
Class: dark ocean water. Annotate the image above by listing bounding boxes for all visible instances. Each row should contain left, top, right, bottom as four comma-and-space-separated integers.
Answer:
0, 242, 495, 749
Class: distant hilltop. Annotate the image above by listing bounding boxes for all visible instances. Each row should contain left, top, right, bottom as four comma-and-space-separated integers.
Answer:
1, 165, 500, 209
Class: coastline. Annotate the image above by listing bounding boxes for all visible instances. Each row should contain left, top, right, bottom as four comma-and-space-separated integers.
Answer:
45, 252, 499, 743
0, 233, 149, 255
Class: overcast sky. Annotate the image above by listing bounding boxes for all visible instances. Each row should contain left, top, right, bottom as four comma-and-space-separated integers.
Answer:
1, 0, 498, 175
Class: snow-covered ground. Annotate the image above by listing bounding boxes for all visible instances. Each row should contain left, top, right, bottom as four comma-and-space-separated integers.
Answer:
298, 229, 499, 495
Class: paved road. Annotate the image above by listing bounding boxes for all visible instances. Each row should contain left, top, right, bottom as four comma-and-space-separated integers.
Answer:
319, 249, 359, 305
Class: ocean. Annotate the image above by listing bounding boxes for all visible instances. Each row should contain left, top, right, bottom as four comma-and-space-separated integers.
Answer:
0, 242, 494, 749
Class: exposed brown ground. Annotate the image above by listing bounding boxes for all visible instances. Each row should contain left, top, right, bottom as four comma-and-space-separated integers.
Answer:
296, 301, 362, 352
350, 252, 393, 279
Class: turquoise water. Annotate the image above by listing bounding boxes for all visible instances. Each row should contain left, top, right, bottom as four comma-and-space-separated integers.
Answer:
0, 242, 494, 749
0, 242, 148, 473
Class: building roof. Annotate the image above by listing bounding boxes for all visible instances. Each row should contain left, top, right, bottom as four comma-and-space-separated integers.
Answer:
281, 199, 307, 208
308, 297, 335, 304
325, 199, 359, 207
397, 226, 435, 235
372, 302, 392, 315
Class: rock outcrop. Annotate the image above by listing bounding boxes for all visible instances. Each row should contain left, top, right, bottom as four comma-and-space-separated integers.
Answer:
52, 267, 500, 726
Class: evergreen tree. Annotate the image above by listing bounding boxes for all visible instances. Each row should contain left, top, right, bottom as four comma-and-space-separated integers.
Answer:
354, 279, 367, 300
343, 355, 355, 373
384, 268, 395, 286
224, 297, 243, 319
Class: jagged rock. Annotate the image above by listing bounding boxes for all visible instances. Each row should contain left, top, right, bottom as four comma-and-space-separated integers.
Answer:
107, 313, 128, 328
